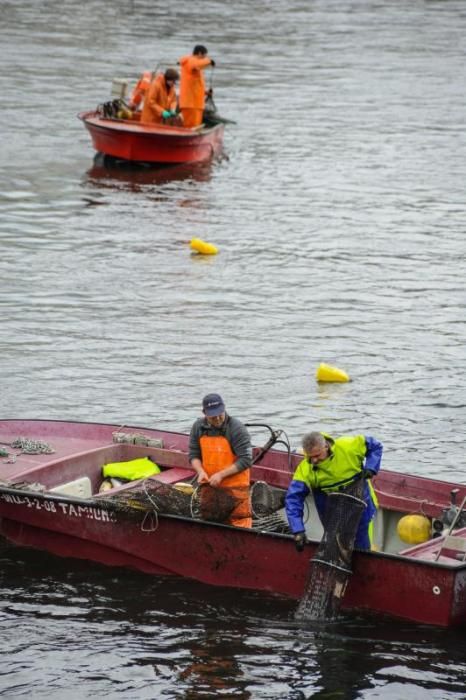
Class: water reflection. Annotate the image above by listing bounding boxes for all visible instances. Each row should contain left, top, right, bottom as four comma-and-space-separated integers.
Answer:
178, 630, 252, 700
85, 153, 214, 192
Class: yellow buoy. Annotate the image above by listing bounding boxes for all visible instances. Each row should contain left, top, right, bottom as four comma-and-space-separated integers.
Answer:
190, 238, 218, 255
316, 363, 350, 383
397, 514, 431, 545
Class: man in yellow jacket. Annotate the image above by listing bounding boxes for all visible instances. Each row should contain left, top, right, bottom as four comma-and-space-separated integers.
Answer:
178, 45, 215, 128
286, 431, 383, 551
189, 393, 253, 528
140, 67, 179, 125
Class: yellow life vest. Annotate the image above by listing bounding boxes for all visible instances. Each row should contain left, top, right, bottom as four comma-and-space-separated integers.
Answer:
102, 456, 160, 481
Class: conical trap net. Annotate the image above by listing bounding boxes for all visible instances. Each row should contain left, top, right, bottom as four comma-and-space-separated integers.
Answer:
296, 478, 366, 621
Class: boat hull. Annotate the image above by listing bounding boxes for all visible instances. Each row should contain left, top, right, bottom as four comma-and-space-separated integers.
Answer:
1, 419, 465, 627
79, 111, 225, 164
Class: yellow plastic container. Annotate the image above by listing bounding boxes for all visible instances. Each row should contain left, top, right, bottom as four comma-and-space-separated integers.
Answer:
397, 514, 431, 545
190, 238, 218, 255
316, 363, 350, 383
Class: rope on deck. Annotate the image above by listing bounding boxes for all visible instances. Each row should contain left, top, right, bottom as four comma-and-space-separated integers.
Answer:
10, 438, 55, 454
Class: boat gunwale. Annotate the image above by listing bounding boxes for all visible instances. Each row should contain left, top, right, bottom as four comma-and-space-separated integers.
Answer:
78, 110, 225, 139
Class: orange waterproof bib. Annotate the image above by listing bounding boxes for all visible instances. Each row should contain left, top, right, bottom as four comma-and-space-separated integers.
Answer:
199, 435, 251, 527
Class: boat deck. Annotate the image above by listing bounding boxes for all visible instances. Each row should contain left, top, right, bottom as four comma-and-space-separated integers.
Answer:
400, 526, 466, 566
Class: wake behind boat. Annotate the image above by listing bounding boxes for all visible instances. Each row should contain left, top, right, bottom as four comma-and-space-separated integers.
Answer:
0, 419, 465, 627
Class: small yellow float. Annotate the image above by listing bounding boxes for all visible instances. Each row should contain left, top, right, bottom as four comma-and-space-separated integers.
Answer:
190, 238, 218, 255
315, 363, 350, 383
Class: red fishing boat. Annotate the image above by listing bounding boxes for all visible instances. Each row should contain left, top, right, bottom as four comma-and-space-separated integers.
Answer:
79, 110, 225, 164
0, 419, 465, 627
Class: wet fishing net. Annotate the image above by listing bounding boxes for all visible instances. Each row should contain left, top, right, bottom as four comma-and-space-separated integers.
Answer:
250, 481, 291, 533
296, 478, 366, 621
99, 481, 241, 523
99, 479, 289, 530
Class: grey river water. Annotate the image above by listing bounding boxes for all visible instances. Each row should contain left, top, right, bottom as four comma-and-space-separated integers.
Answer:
1, 1, 466, 698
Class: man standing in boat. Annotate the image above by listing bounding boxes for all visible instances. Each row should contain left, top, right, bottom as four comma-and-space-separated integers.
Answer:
285, 431, 383, 551
140, 67, 180, 125
178, 45, 215, 128
189, 393, 253, 528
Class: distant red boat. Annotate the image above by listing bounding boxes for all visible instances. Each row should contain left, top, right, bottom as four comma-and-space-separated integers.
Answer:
79, 110, 225, 164
0, 419, 465, 627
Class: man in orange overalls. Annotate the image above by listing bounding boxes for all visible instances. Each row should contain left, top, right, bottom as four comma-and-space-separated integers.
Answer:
128, 70, 153, 112
189, 393, 253, 528
178, 45, 215, 128
140, 67, 180, 125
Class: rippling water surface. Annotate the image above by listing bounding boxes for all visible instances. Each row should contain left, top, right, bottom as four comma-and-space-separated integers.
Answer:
1, 1, 466, 697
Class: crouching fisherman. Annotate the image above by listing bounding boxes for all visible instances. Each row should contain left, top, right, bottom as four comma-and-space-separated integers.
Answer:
141, 67, 181, 125
285, 431, 383, 551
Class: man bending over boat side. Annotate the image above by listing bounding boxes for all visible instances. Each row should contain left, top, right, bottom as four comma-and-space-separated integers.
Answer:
285, 431, 383, 552
189, 393, 253, 528
140, 67, 180, 125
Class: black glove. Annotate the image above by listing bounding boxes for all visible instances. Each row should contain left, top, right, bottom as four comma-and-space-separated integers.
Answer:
294, 532, 307, 553
362, 469, 375, 479
210, 58, 216, 67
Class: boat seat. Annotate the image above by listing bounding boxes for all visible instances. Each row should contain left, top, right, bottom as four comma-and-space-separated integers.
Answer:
150, 467, 195, 484
93, 466, 196, 498
50, 477, 92, 499
437, 534, 466, 561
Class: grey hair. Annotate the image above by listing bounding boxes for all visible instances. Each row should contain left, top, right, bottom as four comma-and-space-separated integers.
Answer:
302, 431, 326, 453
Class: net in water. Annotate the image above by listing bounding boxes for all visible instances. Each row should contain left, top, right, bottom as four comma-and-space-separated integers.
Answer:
296, 478, 366, 621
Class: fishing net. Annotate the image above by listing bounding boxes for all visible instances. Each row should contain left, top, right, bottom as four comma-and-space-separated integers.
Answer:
296, 478, 366, 621
250, 481, 291, 533
100, 479, 289, 530
100, 481, 241, 524
250, 481, 286, 518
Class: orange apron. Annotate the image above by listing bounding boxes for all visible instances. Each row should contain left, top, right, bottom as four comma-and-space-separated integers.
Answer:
200, 434, 251, 528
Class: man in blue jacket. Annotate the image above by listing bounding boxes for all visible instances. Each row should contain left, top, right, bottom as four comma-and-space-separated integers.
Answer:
285, 431, 383, 552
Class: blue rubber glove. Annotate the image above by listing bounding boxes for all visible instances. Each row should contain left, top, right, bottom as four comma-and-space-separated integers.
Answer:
162, 110, 171, 119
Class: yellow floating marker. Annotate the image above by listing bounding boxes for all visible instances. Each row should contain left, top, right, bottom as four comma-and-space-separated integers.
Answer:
316, 363, 350, 383
190, 238, 218, 255
397, 514, 431, 545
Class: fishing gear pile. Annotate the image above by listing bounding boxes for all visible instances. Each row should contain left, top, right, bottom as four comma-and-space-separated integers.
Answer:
99, 480, 239, 523
296, 478, 366, 621
97, 478, 288, 529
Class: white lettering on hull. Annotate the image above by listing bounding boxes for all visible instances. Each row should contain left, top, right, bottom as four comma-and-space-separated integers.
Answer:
0, 493, 117, 523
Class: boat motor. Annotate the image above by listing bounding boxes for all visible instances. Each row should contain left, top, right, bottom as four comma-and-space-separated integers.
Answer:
432, 489, 466, 537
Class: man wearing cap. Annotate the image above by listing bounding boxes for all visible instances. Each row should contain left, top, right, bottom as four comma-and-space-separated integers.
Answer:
140, 67, 180, 125
189, 394, 253, 528
178, 45, 215, 128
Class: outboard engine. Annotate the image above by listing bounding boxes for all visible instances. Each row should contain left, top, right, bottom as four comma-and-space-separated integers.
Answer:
432, 489, 466, 537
